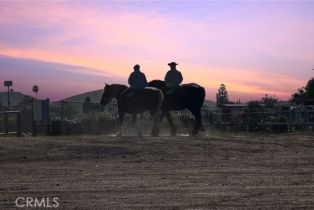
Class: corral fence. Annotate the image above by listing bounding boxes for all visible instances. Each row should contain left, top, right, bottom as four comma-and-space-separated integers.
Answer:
200, 106, 314, 132
0, 99, 314, 136
0, 111, 21, 136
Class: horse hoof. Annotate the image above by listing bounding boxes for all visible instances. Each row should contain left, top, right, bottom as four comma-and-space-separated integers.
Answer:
151, 127, 159, 137
151, 131, 159, 137
191, 130, 198, 136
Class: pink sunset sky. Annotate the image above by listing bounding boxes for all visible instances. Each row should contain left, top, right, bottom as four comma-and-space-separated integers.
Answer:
0, 1, 313, 102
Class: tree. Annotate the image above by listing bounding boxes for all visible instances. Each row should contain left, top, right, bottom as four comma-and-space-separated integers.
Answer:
291, 87, 306, 104
216, 84, 229, 107
305, 78, 314, 98
290, 78, 314, 105
247, 100, 262, 110
32, 85, 39, 99
261, 94, 278, 108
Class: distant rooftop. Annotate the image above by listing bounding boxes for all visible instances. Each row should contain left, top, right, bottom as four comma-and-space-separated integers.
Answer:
223, 104, 248, 108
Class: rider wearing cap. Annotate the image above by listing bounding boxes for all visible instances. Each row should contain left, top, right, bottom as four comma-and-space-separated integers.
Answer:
128, 64, 148, 89
164, 62, 183, 89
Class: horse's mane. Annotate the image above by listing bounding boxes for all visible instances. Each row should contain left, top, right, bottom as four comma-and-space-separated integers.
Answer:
111, 84, 127, 88
109, 84, 128, 91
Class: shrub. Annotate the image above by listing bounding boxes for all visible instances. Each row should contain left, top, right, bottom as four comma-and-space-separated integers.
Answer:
271, 116, 288, 133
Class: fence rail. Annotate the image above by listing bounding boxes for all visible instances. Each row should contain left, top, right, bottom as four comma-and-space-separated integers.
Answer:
0, 111, 21, 136
1, 99, 313, 136
46, 101, 314, 133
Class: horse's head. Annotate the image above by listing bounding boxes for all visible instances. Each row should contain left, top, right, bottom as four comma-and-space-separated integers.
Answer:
100, 84, 115, 106
100, 83, 127, 106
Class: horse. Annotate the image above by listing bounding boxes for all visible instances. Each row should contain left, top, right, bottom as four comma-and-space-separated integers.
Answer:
100, 84, 163, 137
148, 80, 205, 136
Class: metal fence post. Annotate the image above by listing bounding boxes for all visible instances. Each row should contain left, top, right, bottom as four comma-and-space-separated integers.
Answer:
246, 111, 250, 132
288, 110, 292, 131
17, 112, 21, 137
4, 111, 8, 135
61, 100, 64, 120
306, 110, 309, 130
31, 98, 36, 136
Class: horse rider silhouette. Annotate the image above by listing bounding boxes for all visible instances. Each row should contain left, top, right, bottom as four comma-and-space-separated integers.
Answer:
164, 62, 183, 94
125, 64, 148, 98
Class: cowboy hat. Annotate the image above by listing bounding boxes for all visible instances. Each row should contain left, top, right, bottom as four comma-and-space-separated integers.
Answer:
168, 62, 178, 66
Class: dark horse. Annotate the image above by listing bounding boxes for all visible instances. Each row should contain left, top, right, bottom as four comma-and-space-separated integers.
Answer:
100, 84, 163, 136
148, 80, 205, 136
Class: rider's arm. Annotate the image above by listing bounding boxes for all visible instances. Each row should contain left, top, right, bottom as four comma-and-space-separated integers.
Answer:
164, 71, 170, 85
143, 73, 148, 84
178, 71, 183, 84
128, 73, 134, 86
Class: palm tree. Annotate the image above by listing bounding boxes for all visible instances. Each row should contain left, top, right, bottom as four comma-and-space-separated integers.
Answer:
32, 85, 39, 99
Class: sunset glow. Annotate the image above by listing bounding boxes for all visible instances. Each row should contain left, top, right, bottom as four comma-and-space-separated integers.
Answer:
1, 1, 314, 101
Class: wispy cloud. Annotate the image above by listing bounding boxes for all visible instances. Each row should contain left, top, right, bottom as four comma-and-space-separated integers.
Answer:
0, 55, 124, 101
0, 1, 313, 101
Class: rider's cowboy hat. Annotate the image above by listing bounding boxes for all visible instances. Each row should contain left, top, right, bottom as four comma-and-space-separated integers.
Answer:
168, 62, 178, 66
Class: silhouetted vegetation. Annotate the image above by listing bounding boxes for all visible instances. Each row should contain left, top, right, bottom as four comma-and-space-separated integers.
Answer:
261, 94, 278, 108
291, 78, 314, 105
247, 100, 262, 110
306, 78, 314, 98
216, 84, 229, 107
271, 116, 288, 133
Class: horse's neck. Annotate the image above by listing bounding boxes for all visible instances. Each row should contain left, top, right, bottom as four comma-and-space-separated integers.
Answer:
114, 85, 127, 99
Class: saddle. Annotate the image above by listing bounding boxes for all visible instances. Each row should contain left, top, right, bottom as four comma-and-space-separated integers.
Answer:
123, 87, 148, 99
164, 86, 180, 96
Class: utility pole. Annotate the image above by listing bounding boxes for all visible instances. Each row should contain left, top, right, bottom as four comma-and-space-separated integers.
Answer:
4, 81, 12, 110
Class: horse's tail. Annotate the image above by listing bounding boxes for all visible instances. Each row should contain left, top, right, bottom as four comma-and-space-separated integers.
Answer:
199, 85, 206, 107
156, 88, 164, 112
200, 86, 206, 106
151, 88, 163, 137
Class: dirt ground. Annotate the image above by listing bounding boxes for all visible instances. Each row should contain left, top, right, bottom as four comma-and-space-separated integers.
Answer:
0, 132, 314, 209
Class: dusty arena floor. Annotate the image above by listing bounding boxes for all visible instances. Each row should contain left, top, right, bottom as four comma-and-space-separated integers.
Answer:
0, 133, 314, 209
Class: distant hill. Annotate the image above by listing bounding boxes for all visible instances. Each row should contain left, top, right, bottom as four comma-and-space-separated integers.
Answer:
0, 91, 31, 106
63, 89, 103, 103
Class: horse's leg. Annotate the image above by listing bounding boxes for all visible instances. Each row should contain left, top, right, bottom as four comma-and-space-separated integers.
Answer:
190, 109, 202, 136
132, 113, 142, 137
165, 112, 177, 136
117, 112, 124, 137
160, 111, 165, 123
150, 110, 160, 137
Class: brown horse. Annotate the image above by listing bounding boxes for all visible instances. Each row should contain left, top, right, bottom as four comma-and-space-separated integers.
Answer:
148, 80, 205, 136
100, 84, 163, 136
